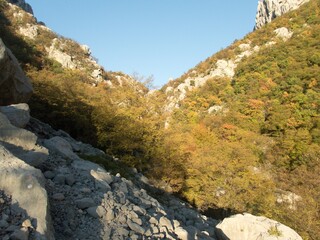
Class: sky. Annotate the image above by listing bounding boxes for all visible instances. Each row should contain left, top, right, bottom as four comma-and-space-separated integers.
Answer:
26, 0, 259, 87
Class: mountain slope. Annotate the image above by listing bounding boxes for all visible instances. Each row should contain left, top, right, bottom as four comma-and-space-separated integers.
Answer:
0, 0, 156, 149
162, 0, 320, 239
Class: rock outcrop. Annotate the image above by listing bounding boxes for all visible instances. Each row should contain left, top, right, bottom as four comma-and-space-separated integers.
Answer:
6, 0, 33, 15
46, 38, 77, 70
216, 213, 302, 240
18, 23, 39, 39
163, 42, 260, 112
0, 38, 33, 106
255, 0, 310, 29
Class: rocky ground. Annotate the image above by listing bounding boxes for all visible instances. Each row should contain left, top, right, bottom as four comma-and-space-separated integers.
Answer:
26, 116, 219, 240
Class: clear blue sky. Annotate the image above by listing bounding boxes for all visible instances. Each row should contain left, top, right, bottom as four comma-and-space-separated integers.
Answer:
27, 0, 258, 87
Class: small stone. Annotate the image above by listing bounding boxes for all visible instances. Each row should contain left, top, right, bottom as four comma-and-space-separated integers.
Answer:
86, 206, 106, 218
153, 233, 165, 238
186, 219, 195, 226
131, 217, 142, 226
132, 205, 146, 215
129, 234, 139, 240
119, 215, 127, 224
173, 220, 181, 229
152, 226, 160, 234
53, 174, 66, 184
106, 209, 115, 222
75, 198, 95, 209
80, 187, 91, 193
90, 170, 113, 185
127, 220, 145, 235
149, 216, 158, 225
129, 211, 139, 220
95, 180, 111, 192
21, 219, 32, 228
175, 227, 189, 240
116, 227, 129, 237
52, 193, 65, 201
65, 174, 75, 186
145, 229, 152, 237
160, 216, 173, 231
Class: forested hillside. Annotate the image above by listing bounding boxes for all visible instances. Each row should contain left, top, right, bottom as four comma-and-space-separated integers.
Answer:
164, 1, 320, 238
0, 0, 319, 239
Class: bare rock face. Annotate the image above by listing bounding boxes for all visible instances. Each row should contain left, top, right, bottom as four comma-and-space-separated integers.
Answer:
216, 213, 302, 240
6, 0, 33, 15
0, 38, 33, 106
255, 0, 310, 30
46, 39, 77, 69
18, 23, 39, 39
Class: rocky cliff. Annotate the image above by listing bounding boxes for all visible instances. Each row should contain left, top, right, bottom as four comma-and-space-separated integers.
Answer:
6, 0, 33, 14
254, 0, 310, 29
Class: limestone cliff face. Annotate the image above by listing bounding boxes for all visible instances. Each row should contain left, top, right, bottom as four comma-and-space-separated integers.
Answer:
254, 0, 310, 29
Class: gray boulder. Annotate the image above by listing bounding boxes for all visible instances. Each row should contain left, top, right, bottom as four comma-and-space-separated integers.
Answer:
0, 39, 33, 106
0, 145, 54, 239
0, 112, 48, 167
215, 213, 302, 240
0, 103, 30, 128
86, 206, 106, 218
75, 198, 96, 209
44, 136, 80, 160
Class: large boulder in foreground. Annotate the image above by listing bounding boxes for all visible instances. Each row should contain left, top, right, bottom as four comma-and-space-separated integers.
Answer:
0, 38, 33, 106
0, 145, 54, 239
216, 213, 302, 240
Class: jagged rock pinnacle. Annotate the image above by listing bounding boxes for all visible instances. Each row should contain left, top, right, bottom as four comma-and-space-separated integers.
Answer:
254, 0, 310, 29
